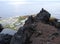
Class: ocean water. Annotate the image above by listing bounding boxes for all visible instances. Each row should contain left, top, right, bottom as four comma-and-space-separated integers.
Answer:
0, 1, 60, 19
1, 28, 17, 35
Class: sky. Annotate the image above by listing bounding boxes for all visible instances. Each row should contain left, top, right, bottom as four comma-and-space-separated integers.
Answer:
0, 0, 60, 19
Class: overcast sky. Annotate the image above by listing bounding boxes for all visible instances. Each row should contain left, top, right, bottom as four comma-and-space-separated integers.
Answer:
0, 0, 60, 1
0, 0, 60, 19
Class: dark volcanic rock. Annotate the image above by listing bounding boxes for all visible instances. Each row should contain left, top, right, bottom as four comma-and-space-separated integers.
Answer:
10, 27, 26, 44
0, 34, 12, 44
10, 22, 59, 44
30, 22, 59, 44
35, 8, 51, 23
10, 8, 60, 44
25, 16, 34, 25
10, 26, 35, 44
25, 8, 51, 24
0, 24, 4, 32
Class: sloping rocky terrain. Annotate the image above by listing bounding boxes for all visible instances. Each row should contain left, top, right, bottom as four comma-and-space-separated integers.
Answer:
0, 8, 60, 44
10, 8, 60, 44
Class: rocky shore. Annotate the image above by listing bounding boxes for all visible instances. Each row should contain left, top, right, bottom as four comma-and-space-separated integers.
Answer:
0, 8, 60, 44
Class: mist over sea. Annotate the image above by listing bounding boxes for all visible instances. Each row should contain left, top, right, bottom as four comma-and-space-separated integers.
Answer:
0, 1, 60, 19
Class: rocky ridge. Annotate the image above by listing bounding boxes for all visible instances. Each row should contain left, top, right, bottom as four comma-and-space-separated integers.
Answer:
10, 8, 60, 44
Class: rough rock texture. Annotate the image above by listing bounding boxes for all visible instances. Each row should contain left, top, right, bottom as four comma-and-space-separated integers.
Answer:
0, 34, 12, 44
10, 8, 60, 44
35, 8, 51, 23
30, 22, 59, 44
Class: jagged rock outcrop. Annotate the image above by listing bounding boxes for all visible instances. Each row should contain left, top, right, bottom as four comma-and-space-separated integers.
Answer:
25, 8, 51, 25
10, 8, 60, 44
35, 8, 51, 23
25, 16, 34, 25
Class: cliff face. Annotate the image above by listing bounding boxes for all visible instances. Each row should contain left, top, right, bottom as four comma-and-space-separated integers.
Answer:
10, 8, 60, 44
